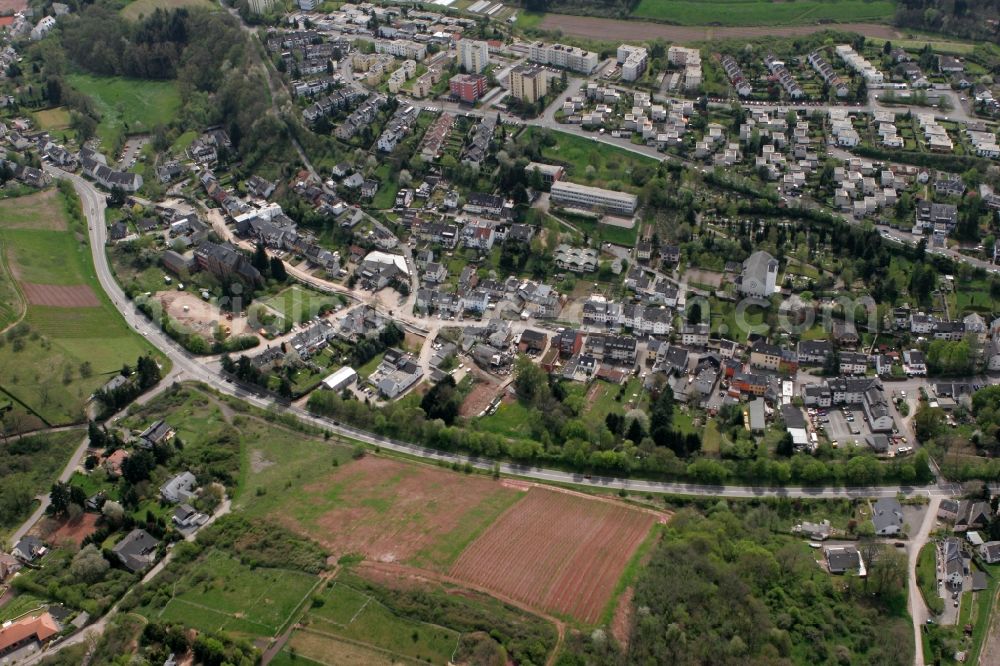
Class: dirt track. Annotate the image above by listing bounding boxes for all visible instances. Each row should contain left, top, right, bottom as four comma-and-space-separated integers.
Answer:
539, 15, 900, 43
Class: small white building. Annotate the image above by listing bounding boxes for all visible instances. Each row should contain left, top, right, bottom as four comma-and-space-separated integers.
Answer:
322, 366, 358, 392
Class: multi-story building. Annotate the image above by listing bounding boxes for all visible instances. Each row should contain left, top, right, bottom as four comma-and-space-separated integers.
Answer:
449, 73, 487, 103
374, 39, 427, 61
460, 39, 490, 74
549, 181, 638, 216
617, 44, 648, 82
509, 64, 548, 103
528, 41, 598, 74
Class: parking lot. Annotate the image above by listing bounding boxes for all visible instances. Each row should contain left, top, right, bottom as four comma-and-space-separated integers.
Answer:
814, 407, 869, 447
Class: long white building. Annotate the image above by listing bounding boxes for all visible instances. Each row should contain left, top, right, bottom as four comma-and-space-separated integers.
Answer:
375, 39, 427, 61
550, 181, 638, 216
528, 42, 598, 74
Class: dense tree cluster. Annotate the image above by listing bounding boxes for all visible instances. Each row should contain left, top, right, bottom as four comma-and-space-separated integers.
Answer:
894, 0, 1000, 41
563, 503, 912, 666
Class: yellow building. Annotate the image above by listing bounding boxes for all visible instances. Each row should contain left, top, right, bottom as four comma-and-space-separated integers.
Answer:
509, 64, 548, 104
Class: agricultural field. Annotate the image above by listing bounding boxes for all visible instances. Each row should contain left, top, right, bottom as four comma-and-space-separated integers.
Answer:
244, 455, 524, 570
145, 550, 319, 638
121, 0, 216, 22
0, 189, 163, 429
66, 73, 181, 152
630, 0, 895, 26
450, 487, 661, 623
0, 429, 83, 540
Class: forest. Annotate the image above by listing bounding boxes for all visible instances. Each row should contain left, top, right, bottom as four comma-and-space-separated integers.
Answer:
561, 502, 914, 666
894, 0, 1000, 42
17, 2, 286, 170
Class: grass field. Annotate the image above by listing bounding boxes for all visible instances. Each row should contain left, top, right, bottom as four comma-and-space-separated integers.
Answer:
631, 0, 895, 26
0, 237, 23, 331
524, 127, 659, 195
150, 550, 318, 638
66, 73, 181, 151
32, 107, 71, 133
0, 190, 163, 428
121, 0, 216, 22
259, 285, 339, 326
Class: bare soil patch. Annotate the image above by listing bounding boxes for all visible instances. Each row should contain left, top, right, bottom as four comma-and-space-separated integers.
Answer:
610, 586, 634, 649
449, 487, 659, 624
682, 268, 725, 289
539, 15, 899, 43
157, 290, 251, 337
979, 586, 1000, 666
36, 513, 99, 547
0, 0, 27, 12
21, 283, 100, 308
459, 380, 502, 417
403, 330, 425, 353
250, 449, 274, 473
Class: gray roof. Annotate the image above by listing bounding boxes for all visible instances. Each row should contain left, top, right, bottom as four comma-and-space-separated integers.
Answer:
872, 498, 904, 533
112, 528, 160, 573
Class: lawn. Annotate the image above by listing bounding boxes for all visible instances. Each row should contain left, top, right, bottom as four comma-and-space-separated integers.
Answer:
370, 164, 400, 210
356, 350, 385, 380
563, 212, 638, 247
66, 73, 181, 151
121, 0, 216, 22
916, 542, 944, 615
631, 0, 894, 26
149, 550, 318, 638
259, 285, 339, 326
524, 127, 659, 195
0, 430, 83, 539
33, 107, 71, 133
0, 190, 164, 428
479, 400, 535, 439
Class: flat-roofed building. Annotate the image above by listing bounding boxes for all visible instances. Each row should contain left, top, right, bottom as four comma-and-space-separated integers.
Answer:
525, 162, 564, 185
528, 41, 599, 74
550, 181, 638, 216
509, 64, 549, 103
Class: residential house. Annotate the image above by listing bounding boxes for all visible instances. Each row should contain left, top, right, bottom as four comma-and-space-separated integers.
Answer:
872, 498, 904, 536
12, 536, 46, 563
112, 529, 160, 573
160, 471, 197, 504
826, 545, 864, 575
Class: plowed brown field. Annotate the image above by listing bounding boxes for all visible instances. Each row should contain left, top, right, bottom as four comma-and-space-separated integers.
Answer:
449, 488, 656, 624
21, 283, 100, 307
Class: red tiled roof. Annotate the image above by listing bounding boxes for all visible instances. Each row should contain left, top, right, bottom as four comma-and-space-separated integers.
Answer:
0, 613, 59, 654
